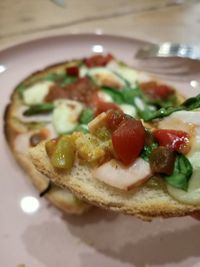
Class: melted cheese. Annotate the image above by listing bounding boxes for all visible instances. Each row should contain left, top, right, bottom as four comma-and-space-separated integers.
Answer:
88, 67, 126, 88
120, 104, 137, 117
23, 81, 53, 105
98, 91, 113, 102
52, 99, 83, 134
107, 61, 152, 85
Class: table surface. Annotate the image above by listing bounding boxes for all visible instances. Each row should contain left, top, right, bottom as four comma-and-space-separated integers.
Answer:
1, 0, 200, 50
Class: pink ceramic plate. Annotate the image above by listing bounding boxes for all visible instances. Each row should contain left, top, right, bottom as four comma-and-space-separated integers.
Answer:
1, 34, 200, 267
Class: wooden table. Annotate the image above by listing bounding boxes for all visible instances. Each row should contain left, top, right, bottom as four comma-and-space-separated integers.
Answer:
1, 0, 200, 51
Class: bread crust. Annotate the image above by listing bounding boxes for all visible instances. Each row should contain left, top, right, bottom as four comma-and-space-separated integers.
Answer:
4, 61, 91, 214
30, 142, 200, 219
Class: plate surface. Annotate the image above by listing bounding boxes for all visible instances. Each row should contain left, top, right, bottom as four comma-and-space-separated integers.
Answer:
1, 34, 200, 267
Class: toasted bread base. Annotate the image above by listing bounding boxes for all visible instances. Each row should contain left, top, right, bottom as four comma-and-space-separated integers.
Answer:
30, 142, 200, 219
4, 61, 91, 215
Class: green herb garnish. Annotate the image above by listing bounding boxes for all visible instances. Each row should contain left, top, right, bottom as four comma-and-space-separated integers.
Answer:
143, 94, 200, 121
23, 103, 54, 116
165, 154, 193, 191
80, 108, 94, 124
102, 87, 125, 104
141, 142, 158, 162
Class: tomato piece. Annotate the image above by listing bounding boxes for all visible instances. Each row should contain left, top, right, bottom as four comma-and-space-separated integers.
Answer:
45, 84, 67, 102
45, 77, 98, 105
106, 110, 126, 132
95, 101, 121, 116
140, 81, 174, 100
112, 119, 145, 165
153, 129, 190, 154
84, 54, 113, 68
66, 66, 79, 77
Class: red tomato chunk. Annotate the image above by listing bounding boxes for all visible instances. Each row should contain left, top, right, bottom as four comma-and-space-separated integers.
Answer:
45, 77, 98, 105
106, 110, 126, 132
154, 129, 190, 154
66, 66, 79, 77
84, 54, 113, 68
140, 81, 174, 100
112, 119, 145, 165
95, 101, 121, 116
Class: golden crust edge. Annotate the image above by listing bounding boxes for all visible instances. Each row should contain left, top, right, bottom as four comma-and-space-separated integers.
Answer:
3, 61, 91, 215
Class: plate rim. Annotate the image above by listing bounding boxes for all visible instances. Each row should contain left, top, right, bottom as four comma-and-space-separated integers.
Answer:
0, 33, 147, 54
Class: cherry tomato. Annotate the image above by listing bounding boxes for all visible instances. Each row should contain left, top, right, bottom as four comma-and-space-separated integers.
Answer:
112, 118, 145, 165
84, 54, 113, 68
140, 81, 174, 100
66, 66, 79, 77
106, 110, 126, 132
95, 101, 121, 116
153, 129, 190, 154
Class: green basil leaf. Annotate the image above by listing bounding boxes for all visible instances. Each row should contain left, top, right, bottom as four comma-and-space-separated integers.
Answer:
121, 87, 140, 104
80, 108, 94, 124
101, 87, 125, 104
23, 103, 54, 116
165, 154, 193, 191
181, 94, 200, 110
144, 94, 200, 122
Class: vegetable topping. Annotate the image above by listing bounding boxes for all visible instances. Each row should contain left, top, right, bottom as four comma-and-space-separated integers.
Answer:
153, 129, 190, 154
84, 54, 113, 68
140, 81, 174, 100
95, 101, 121, 116
66, 66, 79, 77
149, 146, 176, 175
111, 117, 145, 165
45, 77, 98, 105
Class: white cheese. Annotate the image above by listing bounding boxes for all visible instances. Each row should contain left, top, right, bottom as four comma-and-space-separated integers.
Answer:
107, 62, 152, 85
52, 99, 83, 134
80, 65, 88, 77
87, 67, 125, 88
23, 81, 53, 105
134, 97, 145, 111
98, 91, 113, 102
119, 104, 137, 117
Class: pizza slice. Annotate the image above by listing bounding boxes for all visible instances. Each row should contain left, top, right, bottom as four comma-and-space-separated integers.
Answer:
25, 54, 200, 220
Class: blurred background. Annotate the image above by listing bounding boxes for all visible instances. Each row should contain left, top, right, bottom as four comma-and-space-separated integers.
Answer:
1, 0, 200, 50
